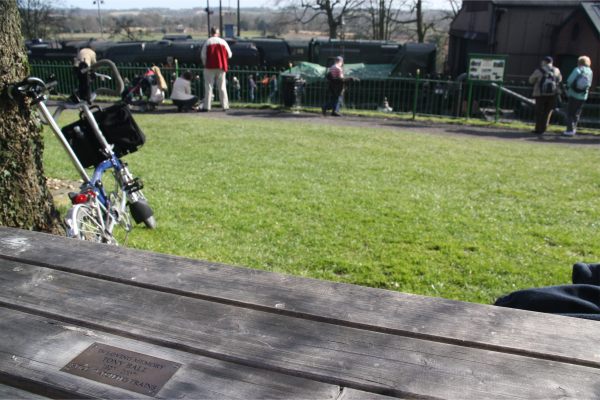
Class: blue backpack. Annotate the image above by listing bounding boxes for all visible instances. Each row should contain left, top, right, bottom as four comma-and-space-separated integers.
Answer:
571, 69, 591, 93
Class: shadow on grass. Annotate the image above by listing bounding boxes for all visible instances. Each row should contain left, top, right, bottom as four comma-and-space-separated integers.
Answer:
445, 126, 600, 145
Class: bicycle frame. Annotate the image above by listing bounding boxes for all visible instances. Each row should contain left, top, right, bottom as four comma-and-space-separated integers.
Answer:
36, 100, 128, 233
89, 156, 129, 234
35, 100, 92, 185
14, 70, 155, 244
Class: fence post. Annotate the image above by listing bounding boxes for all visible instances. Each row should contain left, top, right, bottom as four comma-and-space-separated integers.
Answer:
494, 82, 502, 123
412, 69, 420, 120
466, 80, 473, 120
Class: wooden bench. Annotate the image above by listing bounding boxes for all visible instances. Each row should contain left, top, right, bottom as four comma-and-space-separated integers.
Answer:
0, 226, 599, 399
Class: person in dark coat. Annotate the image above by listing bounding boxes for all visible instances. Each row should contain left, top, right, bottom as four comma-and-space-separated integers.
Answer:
528, 56, 562, 134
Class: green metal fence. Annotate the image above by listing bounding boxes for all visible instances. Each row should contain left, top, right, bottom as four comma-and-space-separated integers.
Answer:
30, 61, 600, 130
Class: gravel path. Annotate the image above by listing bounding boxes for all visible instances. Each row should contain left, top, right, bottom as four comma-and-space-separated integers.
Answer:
49, 100, 600, 146
159, 107, 600, 147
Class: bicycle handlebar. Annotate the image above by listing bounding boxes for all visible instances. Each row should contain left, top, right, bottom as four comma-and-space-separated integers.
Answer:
12, 59, 124, 102
94, 72, 112, 81
11, 59, 126, 125
91, 59, 124, 96
9, 77, 48, 101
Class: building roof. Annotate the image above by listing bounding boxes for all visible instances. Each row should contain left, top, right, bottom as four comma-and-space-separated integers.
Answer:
582, 2, 600, 34
490, 0, 586, 5
554, 2, 600, 39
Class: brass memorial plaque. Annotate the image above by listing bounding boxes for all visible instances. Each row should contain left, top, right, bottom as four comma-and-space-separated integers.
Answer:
61, 343, 181, 396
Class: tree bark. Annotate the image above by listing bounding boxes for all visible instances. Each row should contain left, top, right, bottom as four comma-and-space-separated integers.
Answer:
324, 1, 339, 39
378, 0, 385, 40
416, 0, 424, 43
0, 0, 62, 233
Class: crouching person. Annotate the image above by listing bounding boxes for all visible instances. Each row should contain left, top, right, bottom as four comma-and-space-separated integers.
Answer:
171, 71, 199, 112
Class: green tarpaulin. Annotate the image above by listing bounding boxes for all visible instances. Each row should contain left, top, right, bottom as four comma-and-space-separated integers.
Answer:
286, 62, 395, 83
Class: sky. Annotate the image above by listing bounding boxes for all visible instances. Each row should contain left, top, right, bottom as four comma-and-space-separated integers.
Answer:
62, 0, 454, 10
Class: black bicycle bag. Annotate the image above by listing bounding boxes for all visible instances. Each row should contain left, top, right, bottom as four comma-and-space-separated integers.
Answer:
61, 103, 146, 168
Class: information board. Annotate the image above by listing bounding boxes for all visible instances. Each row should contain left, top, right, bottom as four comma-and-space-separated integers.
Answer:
467, 54, 507, 82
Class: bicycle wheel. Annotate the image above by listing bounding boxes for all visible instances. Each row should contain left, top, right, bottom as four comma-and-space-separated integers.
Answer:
66, 204, 115, 244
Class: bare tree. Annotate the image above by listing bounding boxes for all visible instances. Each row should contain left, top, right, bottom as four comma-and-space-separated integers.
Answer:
17, 0, 63, 39
367, 0, 394, 40
365, 0, 418, 41
112, 16, 142, 41
403, 0, 455, 43
413, 0, 433, 43
361, 0, 431, 42
270, 12, 293, 36
278, 0, 363, 39
0, 0, 62, 232
255, 17, 269, 36
448, 0, 462, 17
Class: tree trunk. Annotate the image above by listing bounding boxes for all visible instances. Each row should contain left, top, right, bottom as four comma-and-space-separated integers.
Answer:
378, 0, 385, 40
369, 4, 377, 39
416, 0, 424, 43
326, 9, 338, 38
0, 0, 62, 233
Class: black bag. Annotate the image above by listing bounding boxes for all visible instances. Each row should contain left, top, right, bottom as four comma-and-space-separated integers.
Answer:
494, 262, 600, 321
62, 103, 145, 168
539, 68, 558, 95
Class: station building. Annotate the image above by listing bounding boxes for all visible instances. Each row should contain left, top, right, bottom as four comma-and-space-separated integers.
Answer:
447, 0, 600, 84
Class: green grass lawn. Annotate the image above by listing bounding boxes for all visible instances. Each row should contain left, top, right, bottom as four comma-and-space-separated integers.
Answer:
43, 112, 600, 304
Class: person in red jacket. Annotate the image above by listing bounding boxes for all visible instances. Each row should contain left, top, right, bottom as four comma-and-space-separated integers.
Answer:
200, 27, 232, 111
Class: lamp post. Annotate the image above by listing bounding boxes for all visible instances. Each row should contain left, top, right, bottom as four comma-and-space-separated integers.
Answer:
205, 0, 213, 36
237, 0, 240, 36
219, 0, 223, 36
93, 0, 104, 38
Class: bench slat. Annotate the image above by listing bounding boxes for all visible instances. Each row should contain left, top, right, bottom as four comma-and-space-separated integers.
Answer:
0, 383, 49, 399
0, 306, 341, 399
339, 388, 408, 400
0, 227, 598, 369
0, 257, 597, 399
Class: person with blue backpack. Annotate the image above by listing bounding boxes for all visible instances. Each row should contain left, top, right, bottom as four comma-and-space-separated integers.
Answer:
528, 56, 562, 134
564, 56, 593, 137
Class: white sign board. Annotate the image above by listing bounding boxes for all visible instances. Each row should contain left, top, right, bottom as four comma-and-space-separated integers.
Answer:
468, 56, 506, 82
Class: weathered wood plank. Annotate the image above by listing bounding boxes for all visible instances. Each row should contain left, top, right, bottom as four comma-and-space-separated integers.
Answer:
0, 227, 599, 370
339, 388, 404, 400
0, 306, 340, 399
0, 257, 599, 399
0, 383, 49, 399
